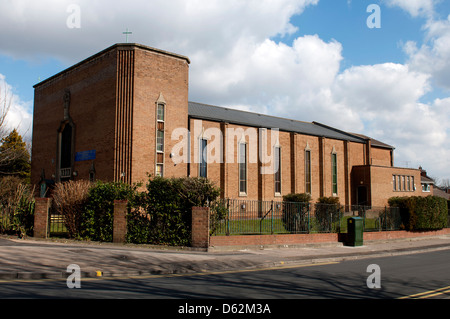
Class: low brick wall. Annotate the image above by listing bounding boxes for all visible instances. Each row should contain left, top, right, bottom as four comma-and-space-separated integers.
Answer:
209, 228, 450, 248
210, 233, 339, 248
363, 228, 450, 241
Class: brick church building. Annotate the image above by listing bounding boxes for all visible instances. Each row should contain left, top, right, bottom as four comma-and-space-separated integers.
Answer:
31, 43, 428, 207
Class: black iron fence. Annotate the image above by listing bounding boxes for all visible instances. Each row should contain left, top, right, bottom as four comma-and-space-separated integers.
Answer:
210, 199, 402, 236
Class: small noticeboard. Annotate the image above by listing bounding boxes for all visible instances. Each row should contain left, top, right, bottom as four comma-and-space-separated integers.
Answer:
75, 150, 96, 162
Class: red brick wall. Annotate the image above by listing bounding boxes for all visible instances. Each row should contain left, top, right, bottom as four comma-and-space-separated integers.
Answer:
192, 207, 210, 248
210, 233, 339, 247
31, 48, 119, 185
370, 165, 423, 207
133, 47, 190, 185
113, 200, 128, 243
33, 198, 51, 239
31, 44, 190, 188
209, 229, 450, 248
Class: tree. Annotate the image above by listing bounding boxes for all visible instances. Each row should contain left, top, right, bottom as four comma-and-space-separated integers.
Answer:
0, 129, 31, 180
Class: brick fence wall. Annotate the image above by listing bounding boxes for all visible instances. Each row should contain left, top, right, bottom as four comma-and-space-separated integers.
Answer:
33, 198, 52, 239
208, 228, 450, 248
192, 207, 210, 248
33, 200, 450, 248
113, 200, 128, 243
192, 207, 450, 249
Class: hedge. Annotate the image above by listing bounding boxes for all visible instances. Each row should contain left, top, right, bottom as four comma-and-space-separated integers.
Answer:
126, 176, 220, 246
281, 193, 311, 233
388, 196, 448, 231
81, 181, 139, 242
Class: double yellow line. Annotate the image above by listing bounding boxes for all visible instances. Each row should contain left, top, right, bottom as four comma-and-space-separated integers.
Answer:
399, 285, 450, 299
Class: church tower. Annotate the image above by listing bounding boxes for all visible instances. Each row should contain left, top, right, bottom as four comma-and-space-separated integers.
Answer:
31, 43, 190, 188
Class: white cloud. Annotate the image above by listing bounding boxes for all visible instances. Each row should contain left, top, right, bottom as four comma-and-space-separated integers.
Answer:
404, 15, 450, 90
384, 0, 435, 18
0, 0, 318, 63
0, 74, 33, 142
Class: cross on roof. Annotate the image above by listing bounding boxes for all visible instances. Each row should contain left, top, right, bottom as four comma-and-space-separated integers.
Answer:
122, 28, 132, 43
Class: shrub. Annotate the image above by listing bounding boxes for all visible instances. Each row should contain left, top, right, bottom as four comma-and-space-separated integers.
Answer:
389, 196, 448, 231
0, 176, 35, 237
81, 181, 139, 242
52, 180, 91, 238
282, 193, 311, 233
127, 176, 220, 246
314, 197, 343, 232
283, 193, 311, 204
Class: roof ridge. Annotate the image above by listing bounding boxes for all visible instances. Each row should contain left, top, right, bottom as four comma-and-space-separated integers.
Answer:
188, 101, 367, 143
188, 101, 313, 125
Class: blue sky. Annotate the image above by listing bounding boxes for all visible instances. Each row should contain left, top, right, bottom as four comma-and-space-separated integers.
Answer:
0, 0, 449, 182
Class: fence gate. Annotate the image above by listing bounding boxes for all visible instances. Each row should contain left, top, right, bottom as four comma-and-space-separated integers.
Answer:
48, 205, 68, 238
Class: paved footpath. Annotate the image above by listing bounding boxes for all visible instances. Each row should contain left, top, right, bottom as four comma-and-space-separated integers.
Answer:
1, 234, 450, 280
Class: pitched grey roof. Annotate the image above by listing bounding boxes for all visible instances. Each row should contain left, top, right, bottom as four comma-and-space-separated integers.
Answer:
349, 133, 395, 150
188, 101, 367, 143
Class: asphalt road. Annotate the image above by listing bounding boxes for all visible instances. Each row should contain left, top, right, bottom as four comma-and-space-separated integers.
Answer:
1, 249, 449, 301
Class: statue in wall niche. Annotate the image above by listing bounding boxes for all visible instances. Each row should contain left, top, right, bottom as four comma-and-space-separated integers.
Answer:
63, 89, 71, 120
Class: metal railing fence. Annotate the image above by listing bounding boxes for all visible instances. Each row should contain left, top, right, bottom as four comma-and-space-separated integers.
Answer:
210, 199, 402, 236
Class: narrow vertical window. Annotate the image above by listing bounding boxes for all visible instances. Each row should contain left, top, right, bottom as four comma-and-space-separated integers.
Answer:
393, 175, 397, 191
402, 176, 405, 191
157, 130, 164, 152
239, 143, 247, 195
274, 146, 281, 195
199, 139, 208, 178
157, 103, 165, 122
407, 176, 411, 191
305, 150, 311, 194
155, 98, 166, 178
412, 176, 415, 191
332, 153, 338, 195
156, 164, 163, 177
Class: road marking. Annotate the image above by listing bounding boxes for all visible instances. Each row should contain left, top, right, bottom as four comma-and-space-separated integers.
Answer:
399, 285, 450, 299
85, 261, 341, 281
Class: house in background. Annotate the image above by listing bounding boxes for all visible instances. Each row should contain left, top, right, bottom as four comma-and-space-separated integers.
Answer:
31, 43, 434, 207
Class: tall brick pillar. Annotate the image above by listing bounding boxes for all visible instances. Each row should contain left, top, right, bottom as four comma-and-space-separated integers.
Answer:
113, 200, 128, 243
192, 207, 210, 249
34, 198, 52, 239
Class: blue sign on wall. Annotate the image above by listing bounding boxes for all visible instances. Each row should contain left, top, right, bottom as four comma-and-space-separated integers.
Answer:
75, 150, 96, 162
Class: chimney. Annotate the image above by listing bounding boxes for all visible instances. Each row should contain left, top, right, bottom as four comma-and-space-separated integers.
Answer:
419, 166, 427, 177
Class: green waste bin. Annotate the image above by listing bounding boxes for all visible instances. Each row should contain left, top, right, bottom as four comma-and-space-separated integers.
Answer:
347, 217, 363, 246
